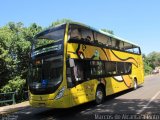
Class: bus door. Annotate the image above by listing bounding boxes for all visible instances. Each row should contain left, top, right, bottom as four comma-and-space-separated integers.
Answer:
67, 59, 91, 105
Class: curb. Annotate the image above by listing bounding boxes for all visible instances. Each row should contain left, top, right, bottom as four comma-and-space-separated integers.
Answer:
0, 101, 30, 115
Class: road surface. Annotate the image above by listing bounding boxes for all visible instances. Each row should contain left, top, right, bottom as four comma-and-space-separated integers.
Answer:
2, 74, 160, 120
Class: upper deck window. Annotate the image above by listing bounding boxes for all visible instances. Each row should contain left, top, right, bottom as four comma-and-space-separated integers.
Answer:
68, 23, 141, 55
69, 24, 94, 42
94, 32, 110, 46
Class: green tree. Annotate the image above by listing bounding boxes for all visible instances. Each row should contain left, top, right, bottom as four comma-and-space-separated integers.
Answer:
51, 18, 73, 27
1, 76, 26, 102
0, 26, 16, 87
143, 51, 160, 75
17, 23, 42, 78
0, 22, 42, 90
143, 53, 152, 75
23, 23, 42, 43
147, 51, 160, 69
1, 76, 25, 93
100, 28, 114, 35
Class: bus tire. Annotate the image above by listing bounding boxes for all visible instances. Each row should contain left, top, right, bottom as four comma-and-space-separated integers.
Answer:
95, 86, 105, 104
133, 78, 138, 90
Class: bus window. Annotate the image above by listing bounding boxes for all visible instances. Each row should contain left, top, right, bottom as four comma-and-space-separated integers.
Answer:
70, 28, 81, 39
105, 61, 132, 76
66, 59, 83, 87
111, 39, 115, 48
74, 60, 84, 81
124, 62, 132, 74
116, 62, 132, 75
67, 59, 91, 87
119, 41, 124, 50
95, 32, 108, 45
90, 61, 97, 75
123, 42, 133, 52
105, 61, 117, 75
107, 37, 112, 46
98, 61, 105, 75
112, 38, 120, 49
90, 61, 105, 76
123, 42, 140, 54
81, 29, 93, 42
117, 62, 125, 74
133, 47, 140, 54
115, 40, 120, 49
69, 25, 93, 42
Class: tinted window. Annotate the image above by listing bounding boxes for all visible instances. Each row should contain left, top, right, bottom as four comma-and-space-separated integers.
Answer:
90, 61, 105, 76
66, 59, 132, 87
69, 24, 141, 55
69, 25, 94, 42
105, 61, 117, 75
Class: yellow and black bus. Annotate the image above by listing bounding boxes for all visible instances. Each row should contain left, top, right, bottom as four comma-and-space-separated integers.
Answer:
28, 22, 144, 108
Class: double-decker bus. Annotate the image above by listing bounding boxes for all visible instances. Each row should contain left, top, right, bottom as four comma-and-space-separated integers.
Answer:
28, 22, 144, 108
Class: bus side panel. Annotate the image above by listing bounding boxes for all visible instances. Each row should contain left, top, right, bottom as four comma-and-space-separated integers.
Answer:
109, 49, 144, 87
67, 43, 144, 104
69, 80, 99, 106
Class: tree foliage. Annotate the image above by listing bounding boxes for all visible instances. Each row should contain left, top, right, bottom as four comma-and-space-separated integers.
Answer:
1, 76, 25, 93
51, 18, 73, 27
0, 22, 42, 91
100, 28, 114, 35
143, 51, 160, 75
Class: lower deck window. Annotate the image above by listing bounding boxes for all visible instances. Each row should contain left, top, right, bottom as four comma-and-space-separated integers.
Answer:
66, 59, 132, 87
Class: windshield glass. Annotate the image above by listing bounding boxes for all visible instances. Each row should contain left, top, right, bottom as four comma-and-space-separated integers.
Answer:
29, 24, 65, 94
29, 56, 63, 94
32, 24, 65, 52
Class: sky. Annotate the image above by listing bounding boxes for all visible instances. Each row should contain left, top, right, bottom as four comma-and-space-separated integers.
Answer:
0, 0, 160, 55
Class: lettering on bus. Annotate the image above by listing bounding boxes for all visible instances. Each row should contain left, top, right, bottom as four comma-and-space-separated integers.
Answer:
31, 44, 62, 57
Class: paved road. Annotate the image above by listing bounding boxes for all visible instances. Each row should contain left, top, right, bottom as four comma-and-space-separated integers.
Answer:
2, 74, 160, 120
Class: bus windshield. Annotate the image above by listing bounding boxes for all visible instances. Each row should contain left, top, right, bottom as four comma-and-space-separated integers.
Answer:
29, 24, 65, 94
32, 24, 65, 57
29, 56, 63, 94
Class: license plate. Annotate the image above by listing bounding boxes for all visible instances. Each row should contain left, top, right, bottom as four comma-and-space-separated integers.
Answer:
38, 103, 46, 107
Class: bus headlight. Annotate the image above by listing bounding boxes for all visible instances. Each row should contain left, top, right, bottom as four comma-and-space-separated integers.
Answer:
55, 86, 65, 100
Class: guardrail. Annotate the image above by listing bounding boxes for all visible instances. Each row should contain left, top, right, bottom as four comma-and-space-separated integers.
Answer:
0, 92, 16, 105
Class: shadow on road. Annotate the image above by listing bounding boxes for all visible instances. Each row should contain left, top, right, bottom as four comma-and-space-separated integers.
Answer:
14, 88, 160, 120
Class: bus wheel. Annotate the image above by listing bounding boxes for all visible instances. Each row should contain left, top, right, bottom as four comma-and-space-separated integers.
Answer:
133, 79, 138, 90
95, 86, 105, 104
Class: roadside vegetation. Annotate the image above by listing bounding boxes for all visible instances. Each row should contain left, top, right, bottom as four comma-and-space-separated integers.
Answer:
0, 19, 159, 103
143, 52, 160, 75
